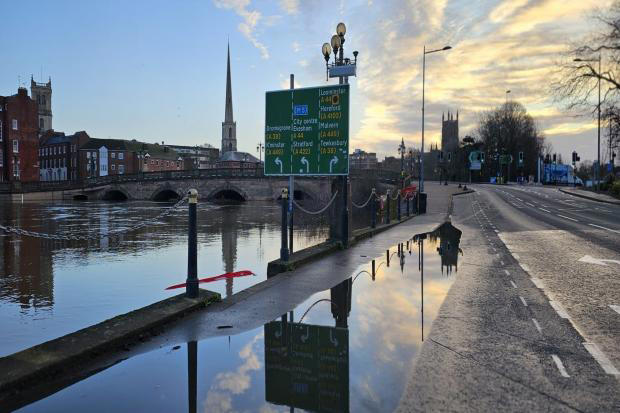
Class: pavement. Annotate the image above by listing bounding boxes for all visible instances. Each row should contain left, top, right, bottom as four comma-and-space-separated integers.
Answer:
559, 186, 620, 205
398, 184, 620, 412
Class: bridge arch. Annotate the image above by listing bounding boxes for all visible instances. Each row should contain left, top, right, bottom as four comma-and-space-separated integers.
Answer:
150, 186, 182, 202
101, 188, 130, 201
207, 184, 248, 202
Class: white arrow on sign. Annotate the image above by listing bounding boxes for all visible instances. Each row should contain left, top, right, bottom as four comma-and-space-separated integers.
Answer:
329, 155, 338, 173
274, 157, 283, 173
578, 255, 620, 266
301, 156, 309, 173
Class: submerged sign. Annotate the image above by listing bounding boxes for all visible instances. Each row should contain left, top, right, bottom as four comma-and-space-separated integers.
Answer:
264, 84, 350, 176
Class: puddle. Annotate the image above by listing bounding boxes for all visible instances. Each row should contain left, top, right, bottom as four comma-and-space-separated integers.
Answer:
15, 223, 462, 413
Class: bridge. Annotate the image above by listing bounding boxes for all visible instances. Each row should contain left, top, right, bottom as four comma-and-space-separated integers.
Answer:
0, 168, 401, 202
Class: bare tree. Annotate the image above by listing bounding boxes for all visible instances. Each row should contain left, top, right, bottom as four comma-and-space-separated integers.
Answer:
552, 2, 620, 113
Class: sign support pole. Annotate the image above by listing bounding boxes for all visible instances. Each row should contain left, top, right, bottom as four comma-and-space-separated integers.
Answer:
289, 74, 295, 255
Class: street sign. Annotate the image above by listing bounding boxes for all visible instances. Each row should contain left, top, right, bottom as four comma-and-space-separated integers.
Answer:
265, 84, 350, 176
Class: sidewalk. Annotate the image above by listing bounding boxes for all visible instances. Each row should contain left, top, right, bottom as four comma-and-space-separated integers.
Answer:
559, 187, 620, 205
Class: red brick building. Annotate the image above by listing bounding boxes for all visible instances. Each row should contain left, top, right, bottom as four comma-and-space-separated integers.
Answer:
0, 88, 40, 182
39, 130, 90, 181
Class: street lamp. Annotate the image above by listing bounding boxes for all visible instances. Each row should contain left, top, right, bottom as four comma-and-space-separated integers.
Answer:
256, 142, 264, 163
398, 138, 406, 188
321, 23, 358, 83
421, 45, 451, 193
574, 56, 602, 192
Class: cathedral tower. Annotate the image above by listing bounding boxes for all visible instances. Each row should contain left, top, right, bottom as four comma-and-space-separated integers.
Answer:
221, 43, 237, 154
30, 76, 52, 135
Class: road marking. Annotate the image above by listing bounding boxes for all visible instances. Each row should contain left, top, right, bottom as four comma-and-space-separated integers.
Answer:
583, 342, 620, 375
504, 269, 510, 276
520, 263, 530, 272
531, 277, 545, 289
519, 296, 528, 307
494, 230, 499, 233
556, 214, 578, 222
492, 247, 497, 252
516, 198, 523, 202
539, 208, 551, 213
532, 318, 542, 334
549, 300, 570, 318
609, 305, 620, 315
526, 202, 535, 207
588, 223, 620, 234
578, 255, 620, 267
500, 260, 505, 265
551, 355, 570, 378
510, 280, 517, 288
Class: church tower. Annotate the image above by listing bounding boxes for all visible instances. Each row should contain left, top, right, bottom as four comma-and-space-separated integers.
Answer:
221, 43, 237, 154
30, 76, 52, 136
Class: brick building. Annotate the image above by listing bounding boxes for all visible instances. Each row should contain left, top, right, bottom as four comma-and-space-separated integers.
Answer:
165, 143, 219, 169
350, 149, 378, 169
0, 87, 39, 182
125, 140, 183, 173
39, 131, 90, 181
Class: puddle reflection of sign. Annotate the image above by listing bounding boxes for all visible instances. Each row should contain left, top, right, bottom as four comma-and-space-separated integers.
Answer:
264, 321, 349, 412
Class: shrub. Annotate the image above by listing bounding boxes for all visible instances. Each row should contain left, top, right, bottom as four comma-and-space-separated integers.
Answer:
611, 181, 620, 197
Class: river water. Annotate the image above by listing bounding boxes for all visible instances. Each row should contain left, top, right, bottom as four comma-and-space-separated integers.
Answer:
0, 199, 329, 357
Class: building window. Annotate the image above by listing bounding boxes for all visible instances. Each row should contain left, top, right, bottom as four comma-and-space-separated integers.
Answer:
39, 118, 44, 129
118, 152, 124, 160
111, 164, 115, 171
13, 160, 20, 178
42, 95, 46, 105
63, 146, 66, 154
228, 128, 232, 138
111, 152, 116, 159
12, 119, 18, 130
12, 140, 18, 153
0, 120, 3, 141
119, 164, 124, 174
0, 149, 3, 167
87, 152, 90, 159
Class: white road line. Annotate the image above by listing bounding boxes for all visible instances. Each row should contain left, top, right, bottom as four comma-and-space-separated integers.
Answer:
516, 198, 523, 201
539, 208, 551, 213
551, 355, 570, 378
500, 260, 505, 265
510, 280, 517, 288
588, 223, 620, 234
494, 229, 499, 233
526, 202, 535, 207
532, 318, 542, 334
504, 270, 510, 276
531, 277, 545, 289
583, 342, 620, 375
492, 247, 497, 252
520, 263, 530, 272
556, 214, 578, 222
609, 305, 620, 315
549, 300, 570, 319
519, 296, 528, 306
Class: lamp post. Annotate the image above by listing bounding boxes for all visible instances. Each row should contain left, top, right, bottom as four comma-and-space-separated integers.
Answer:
574, 56, 602, 192
421, 45, 451, 193
256, 142, 264, 163
398, 138, 406, 188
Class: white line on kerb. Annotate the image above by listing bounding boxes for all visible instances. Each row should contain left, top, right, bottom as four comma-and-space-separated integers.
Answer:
504, 269, 510, 276
556, 214, 578, 222
539, 208, 551, 213
551, 355, 570, 378
510, 280, 517, 288
583, 342, 620, 375
532, 318, 542, 334
512, 253, 520, 259
531, 277, 545, 289
588, 223, 620, 234
520, 263, 530, 272
519, 296, 528, 307
610, 305, 620, 315
549, 300, 570, 319
494, 229, 499, 233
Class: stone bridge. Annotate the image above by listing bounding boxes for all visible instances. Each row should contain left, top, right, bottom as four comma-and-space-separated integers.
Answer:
1, 168, 400, 202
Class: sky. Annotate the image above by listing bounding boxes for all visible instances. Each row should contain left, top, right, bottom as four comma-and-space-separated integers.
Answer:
0, 0, 611, 163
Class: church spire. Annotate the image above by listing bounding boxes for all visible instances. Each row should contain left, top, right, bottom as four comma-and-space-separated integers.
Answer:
225, 41, 234, 123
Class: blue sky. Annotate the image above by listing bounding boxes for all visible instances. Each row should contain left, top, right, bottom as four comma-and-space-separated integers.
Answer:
0, 0, 610, 162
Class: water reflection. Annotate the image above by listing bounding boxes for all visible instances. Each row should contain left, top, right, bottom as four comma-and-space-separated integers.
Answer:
14, 223, 463, 413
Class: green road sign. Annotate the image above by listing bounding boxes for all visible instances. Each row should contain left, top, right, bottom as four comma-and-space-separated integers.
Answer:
265, 84, 350, 176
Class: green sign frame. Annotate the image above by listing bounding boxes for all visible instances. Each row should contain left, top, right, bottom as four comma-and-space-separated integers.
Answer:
264, 84, 350, 176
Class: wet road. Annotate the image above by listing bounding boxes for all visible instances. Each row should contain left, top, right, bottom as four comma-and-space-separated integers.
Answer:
12, 223, 460, 412
0, 200, 328, 356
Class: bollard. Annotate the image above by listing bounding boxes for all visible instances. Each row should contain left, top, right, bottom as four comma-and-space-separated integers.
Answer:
397, 192, 401, 221
280, 188, 290, 261
370, 188, 376, 229
386, 190, 391, 225
398, 243, 401, 257
407, 240, 410, 250
186, 189, 199, 298
386, 249, 390, 267
406, 195, 410, 216
372, 259, 376, 280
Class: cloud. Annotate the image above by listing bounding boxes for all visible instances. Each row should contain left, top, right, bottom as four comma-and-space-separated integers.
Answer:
279, 0, 300, 14
213, 0, 270, 59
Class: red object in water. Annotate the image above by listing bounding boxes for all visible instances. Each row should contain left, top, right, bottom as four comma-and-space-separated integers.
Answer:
165, 270, 254, 290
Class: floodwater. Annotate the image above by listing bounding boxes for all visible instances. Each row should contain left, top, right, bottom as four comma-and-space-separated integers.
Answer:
14, 222, 463, 413
0, 200, 329, 356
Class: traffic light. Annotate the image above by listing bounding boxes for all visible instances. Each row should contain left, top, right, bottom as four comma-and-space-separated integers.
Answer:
481, 152, 485, 163
545, 154, 550, 163
447, 152, 452, 162
518, 152, 524, 163
438, 151, 444, 161
572, 151, 578, 164
552, 153, 557, 163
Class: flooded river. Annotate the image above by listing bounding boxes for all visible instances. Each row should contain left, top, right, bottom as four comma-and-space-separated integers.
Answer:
0, 200, 329, 356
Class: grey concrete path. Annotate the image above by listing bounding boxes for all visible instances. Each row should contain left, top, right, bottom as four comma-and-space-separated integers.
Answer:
398, 188, 620, 412
559, 187, 620, 205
